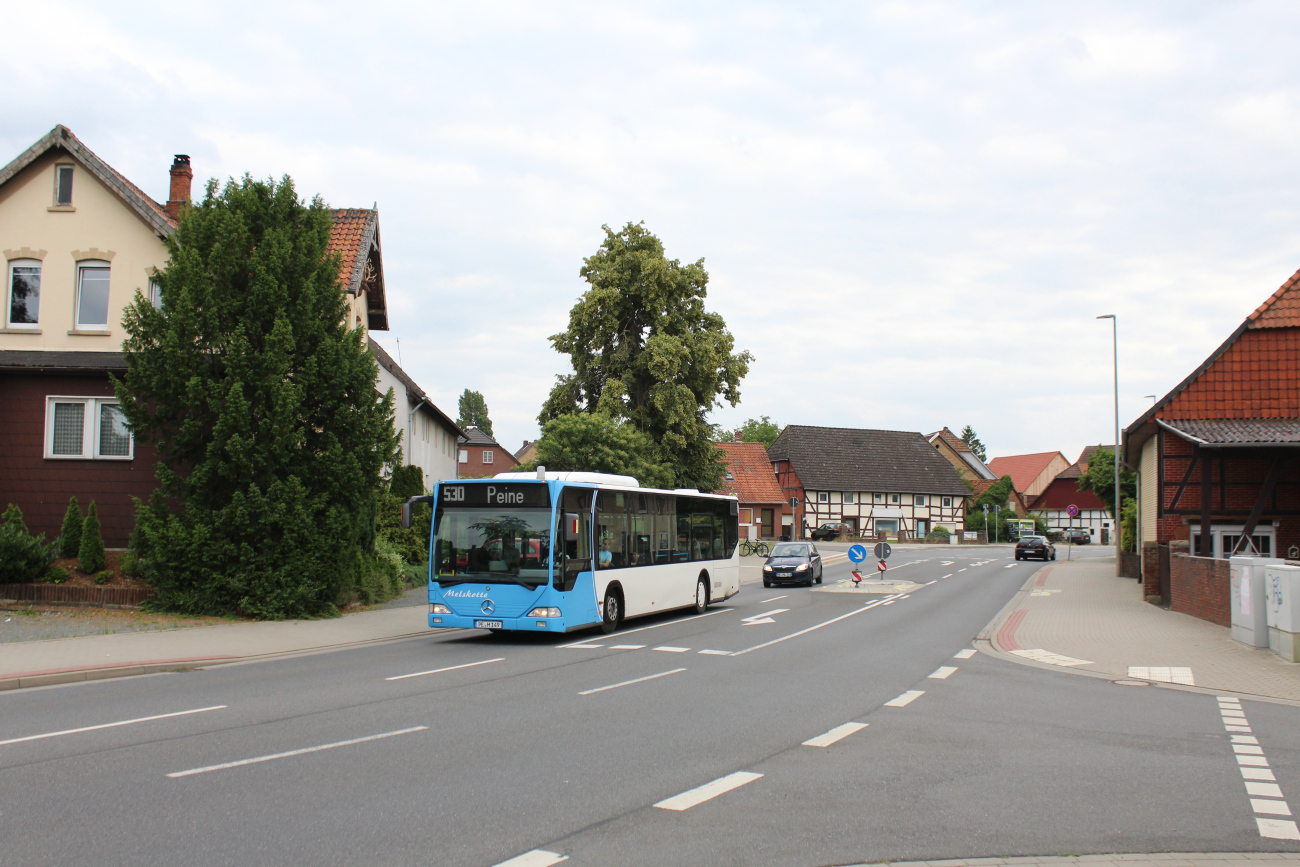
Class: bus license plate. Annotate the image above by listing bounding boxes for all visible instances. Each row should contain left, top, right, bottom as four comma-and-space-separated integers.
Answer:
475, 619, 503, 629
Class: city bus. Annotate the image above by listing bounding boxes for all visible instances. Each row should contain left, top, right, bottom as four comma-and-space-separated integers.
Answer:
402, 469, 741, 634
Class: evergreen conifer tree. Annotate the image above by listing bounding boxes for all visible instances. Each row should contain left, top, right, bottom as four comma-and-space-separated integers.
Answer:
78, 501, 106, 574
60, 496, 83, 559
115, 175, 400, 618
2, 504, 27, 534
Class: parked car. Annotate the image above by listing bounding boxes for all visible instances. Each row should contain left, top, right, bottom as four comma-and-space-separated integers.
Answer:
1065, 528, 1091, 544
762, 542, 824, 587
809, 522, 843, 541
1015, 535, 1056, 561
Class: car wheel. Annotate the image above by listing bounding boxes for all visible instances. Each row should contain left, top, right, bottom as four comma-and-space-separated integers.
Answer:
763, 579, 772, 588
1051, 551, 1057, 561
694, 577, 708, 614
1015, 553, 1021, 561
600, 588, 622, 634
816, 568, 823, 585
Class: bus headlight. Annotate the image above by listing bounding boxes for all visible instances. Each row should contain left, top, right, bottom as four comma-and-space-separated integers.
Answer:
527, 607, 561, 618
430, 603, 451, 614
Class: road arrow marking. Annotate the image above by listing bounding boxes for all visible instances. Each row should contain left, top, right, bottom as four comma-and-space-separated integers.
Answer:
742, 608, 788, 625
940, 561, 954, 566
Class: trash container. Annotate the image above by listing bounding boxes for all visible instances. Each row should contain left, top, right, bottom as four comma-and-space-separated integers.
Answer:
1229, 556, 1282, 648
948, 533, 958, 546
1265, 564, 1300, 663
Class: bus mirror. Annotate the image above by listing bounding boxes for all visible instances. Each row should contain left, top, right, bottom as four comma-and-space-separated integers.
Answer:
403, 495, 434, 529
565, 512, 580, 542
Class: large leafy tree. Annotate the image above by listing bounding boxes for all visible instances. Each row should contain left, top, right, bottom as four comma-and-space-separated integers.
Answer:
960, 425, 987, 461
1077, 446, 1136, 519
733, 416, 782, 448
457, 389, 493, 437
541, 223, 752, 491
116, 175, 400, 618
519, 412, 673, 489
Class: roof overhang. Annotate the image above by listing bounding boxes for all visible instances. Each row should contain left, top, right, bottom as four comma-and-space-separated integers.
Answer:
1154, 417, 1300, 449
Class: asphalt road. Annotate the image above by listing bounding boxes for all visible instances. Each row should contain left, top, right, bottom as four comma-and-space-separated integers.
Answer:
2, 544, 1296, 866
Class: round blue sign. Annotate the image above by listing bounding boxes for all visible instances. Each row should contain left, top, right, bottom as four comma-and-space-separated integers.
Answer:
1066, 504, 1079, 517
848, 544, 868, 563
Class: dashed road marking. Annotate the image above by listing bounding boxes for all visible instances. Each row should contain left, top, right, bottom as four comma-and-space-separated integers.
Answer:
1252, 798, 1292, 815
759, 595, 788, 603
941, 574, 953, 579
730, 595, 898, 657
0, 705, 226, 747
386, 658, 504, 681
609, 644, 645, 650
579, 668, 686, 696
698, 649, 731, 656
492, 850, 569, 867
928, 666, 958, 679
803, 722, 868, 748
954, 648, 977, 659
958, 568, 967, 572
885, 690, 924, 707
1217, 695, 1300, 840
167, 727, 427, 778
653, 646, 690, 653
654, 771, 763, 811
1005, 563, 1017, 568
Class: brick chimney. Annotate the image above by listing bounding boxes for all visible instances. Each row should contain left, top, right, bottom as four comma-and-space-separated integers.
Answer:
733, 431, 742, 442
166, 155, 192, 220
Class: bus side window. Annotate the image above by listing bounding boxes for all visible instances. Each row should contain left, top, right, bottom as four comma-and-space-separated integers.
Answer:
559, 487, 592, 590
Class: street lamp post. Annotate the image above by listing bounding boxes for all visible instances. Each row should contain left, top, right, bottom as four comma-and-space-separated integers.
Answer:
1097, 314, 1120, 552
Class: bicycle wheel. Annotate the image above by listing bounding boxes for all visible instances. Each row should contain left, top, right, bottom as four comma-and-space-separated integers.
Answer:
756, 542, 769, 557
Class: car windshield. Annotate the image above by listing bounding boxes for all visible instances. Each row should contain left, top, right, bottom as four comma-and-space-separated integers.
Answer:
770, 543, 810, 558
1020, 536, 1044, 544
432, 507, 554, 588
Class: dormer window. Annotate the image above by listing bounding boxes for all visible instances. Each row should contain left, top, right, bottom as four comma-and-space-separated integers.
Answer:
55, 164, 74, 206
724, 470, 734, 481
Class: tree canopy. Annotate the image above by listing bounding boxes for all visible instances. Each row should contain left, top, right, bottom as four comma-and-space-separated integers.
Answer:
1077, 446, 1136, 520
540, 222, 752, 491
457, 389, 493, 437
960, 425, 987, 461
519, 413, 673, 490
733, 416, 782, 448
116, 175, 400, 618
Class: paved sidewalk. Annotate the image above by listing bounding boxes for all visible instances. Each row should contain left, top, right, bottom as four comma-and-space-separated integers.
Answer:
981, 556, 1300, 702
846, 855, 1300, 867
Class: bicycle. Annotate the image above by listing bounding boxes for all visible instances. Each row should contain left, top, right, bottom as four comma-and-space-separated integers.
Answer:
740, 539, 769, 557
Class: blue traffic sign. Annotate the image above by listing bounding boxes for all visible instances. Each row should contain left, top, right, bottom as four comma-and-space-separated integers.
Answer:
1066, 504, 1080, 518
848, 544, 868, 563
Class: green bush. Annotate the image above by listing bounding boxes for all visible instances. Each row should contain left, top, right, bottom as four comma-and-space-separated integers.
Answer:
0, 519, 57, 583
2, 503, 28, 534
59, 496, 84, 559
376, 489, 429, 565
389, 464, 425, 500
352, 535, 406, 605
925, 526, 951, 542
46, 566, 71, 584
78, 501, 107, 574
94, 570, 113, 585
120, 550, 139, 578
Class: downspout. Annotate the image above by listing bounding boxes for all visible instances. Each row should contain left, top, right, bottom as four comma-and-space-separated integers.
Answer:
407, 398, 428, 468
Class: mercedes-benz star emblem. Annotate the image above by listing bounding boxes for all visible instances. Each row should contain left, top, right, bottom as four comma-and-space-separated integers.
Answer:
481, 599, 495, 615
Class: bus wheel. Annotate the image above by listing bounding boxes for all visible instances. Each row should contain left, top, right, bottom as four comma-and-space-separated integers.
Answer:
601, 588, 622, 634
694, 576, 709, 614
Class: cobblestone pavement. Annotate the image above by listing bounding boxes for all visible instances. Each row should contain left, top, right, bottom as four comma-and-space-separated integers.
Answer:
847, 855, 1300, 867
987, 556, 1300, 701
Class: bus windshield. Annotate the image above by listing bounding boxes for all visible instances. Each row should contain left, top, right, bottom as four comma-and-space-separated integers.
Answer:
433, 507, 554, 588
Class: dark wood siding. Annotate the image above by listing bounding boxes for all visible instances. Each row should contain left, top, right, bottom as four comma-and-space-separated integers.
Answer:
0, 371, 158, 547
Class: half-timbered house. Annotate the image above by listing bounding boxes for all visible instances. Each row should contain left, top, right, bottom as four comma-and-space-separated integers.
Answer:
716, 439, 788, 540
1030, 446, 1112, 542
767, 425, 969, 540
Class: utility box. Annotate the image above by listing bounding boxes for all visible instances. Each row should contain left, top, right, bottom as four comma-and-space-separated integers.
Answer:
1265, 564, 1300, 663
1229, 556, 1282, 648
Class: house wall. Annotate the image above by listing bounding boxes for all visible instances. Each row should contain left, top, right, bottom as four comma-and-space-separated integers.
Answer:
0, 151, 167, 351
1139, 434, 1158, 549
1024, 454, 1071, 498
0, 371, 158, 547
458, 442, 513, 479
801, 490, 965, 537
372, 361, 458, 491
1169, 552, 1231, 626
933, 439, 984, 484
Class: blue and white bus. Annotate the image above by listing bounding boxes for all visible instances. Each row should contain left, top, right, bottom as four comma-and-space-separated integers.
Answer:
403, 470, 741, 634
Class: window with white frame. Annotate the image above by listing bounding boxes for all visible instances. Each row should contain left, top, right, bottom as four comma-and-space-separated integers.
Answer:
458, 449, 468, 463
890, 494, 899, 504
54, 164, 74, 206
482, 449, 494, 464
914, 495, 926, 506
148, 280, 163, 310
843, 492, 855, 504
943, 497, 952, 508
7, 259, 41, 327
75, 261, 111, 329
45, 397, 132, 459
817, 491, 828, 503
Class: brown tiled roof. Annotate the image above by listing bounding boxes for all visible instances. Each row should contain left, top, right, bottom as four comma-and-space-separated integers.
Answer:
767, 425, 969, 495
716, 441, 786, 504
1247, 266, 1300, 329
928, 427, 969, 452
1158, 418, 1300, 446
460, 426, 509, 450
329, 209, 375, 295
0, 125, 176, 237
987, 452, 1065, 492
1031, 477, 1108, 511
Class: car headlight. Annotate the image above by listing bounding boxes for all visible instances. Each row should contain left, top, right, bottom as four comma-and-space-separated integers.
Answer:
796, 563, 809, 571
429, 603, 451, 614
527, 607, 561, 618
763, 565, 773, 572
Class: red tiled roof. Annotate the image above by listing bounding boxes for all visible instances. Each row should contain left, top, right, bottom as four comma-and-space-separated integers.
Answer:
987, 452, 1065, 493
716, 442, 786, 504
1031, 477, 1107, 511
328, 208, 374, 294
1157, 328, 1300, 420
1247, 266, 1300, 329
928, 427, 970, 452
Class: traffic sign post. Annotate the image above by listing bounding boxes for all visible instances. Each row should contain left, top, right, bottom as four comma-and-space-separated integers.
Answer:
848, 544, 867, 563
1066, 504, 1079, 560
877, 560, 887, 573
788, 497, 801, 540
873, 541, 892, 561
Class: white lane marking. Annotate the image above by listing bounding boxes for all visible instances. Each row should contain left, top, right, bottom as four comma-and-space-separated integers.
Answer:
1011, 649, 1093, 666
958, 568, 967, 572
654, 771, 763, 811
557, 609, 729, 648
167, 727, 426, 778
1248, 782, 1285, 798
609, 644, 645, 650
742, 608, 789, 624
940, 561, 954, 566
579, 668, 685, 696
941, 574, 953, 579
1005, 564, 1017, 568
923, 580, 937, 586
1253, 799, 1294, 816
492, 850, 569, 867
564, 644, 605, 650
1235, 744, 1266, 755
1233, 735, 1260, 744
1227, 726, 1254, 732
1128, 666, 1194, 685
654, 646, 691, 653
0, 705, 226, 747
929, 666, 958, 679
885, 690, 924, 707
698, 649, 732, 655
1223, 710, 1248, 718
1239, 755, 1270, 767
954, 649, 977, 659
386, 658, 504, 681
1243, 768, 1277, 781
730, 596, 896, 656
881, 601, 896, 606
803, 722, 868, 748
1257, 818, 1300, 840
759, 595, 788, 603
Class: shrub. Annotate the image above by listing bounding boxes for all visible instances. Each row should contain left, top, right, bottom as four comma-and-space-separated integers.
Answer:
59, 496, 84, 559
2, 503, 28, 534
46, 566, 71, 584
78, 501, 107, 574
389, 464, 425, 500
120, 550, 139, 578
352, 535, 406, 606
925, 526, 951, 542
0, 521, 57, 583
94, 570, 114, 585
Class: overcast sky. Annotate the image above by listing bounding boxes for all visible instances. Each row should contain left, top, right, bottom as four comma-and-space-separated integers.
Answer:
7, 1, 1300, 467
